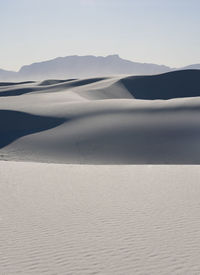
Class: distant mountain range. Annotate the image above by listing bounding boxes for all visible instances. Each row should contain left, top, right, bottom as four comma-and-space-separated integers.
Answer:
0, 54, 199, 81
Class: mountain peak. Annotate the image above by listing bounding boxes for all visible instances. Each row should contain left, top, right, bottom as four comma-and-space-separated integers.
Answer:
106, 54, 120, 59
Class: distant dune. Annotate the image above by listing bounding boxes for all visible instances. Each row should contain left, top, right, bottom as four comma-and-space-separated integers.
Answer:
0, 69, 200, 164
121, 69, 200, 99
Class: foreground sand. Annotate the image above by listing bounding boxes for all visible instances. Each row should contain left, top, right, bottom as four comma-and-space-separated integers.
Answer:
1, 161, 200, 274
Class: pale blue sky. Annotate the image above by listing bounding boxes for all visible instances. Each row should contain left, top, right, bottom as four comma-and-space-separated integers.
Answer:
0, 0, 199, 71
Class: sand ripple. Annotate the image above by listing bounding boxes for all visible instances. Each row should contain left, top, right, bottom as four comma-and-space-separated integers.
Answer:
1, 163, 200, 274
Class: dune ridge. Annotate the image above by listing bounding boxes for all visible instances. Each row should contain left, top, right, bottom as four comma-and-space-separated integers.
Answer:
0, 70, 200, 164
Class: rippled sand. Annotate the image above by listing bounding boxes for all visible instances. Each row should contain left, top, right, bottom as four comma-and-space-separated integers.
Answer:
1, 162, 200, 274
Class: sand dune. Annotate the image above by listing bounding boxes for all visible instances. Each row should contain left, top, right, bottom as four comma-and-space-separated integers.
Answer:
1, 70, 200, 274
121, 69, 200, 100
0, 70, 200, 164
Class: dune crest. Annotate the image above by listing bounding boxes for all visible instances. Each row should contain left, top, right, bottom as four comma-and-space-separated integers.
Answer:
0, 70, 200, 164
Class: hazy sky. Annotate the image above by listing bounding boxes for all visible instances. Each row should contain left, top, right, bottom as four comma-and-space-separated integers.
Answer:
1, 0, 200, 71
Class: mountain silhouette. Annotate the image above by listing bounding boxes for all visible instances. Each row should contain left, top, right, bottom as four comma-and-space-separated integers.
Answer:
0, 55, 171, 81
0, 55, 199, 81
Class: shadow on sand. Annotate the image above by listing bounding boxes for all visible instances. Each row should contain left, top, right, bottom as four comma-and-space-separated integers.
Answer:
0, 110, 65, 148
121, 70, 200, 100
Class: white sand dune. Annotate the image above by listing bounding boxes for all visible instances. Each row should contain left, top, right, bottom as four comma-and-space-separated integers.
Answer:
1, 162, 200, 274
0, 70, 200, 164
1, 70, 200, 274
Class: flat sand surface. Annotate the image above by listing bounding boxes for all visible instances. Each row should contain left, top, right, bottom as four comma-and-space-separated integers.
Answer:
1, 162, 200, 274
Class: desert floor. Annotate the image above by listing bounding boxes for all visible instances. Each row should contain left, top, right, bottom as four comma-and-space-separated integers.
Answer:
1, 162, 200, 274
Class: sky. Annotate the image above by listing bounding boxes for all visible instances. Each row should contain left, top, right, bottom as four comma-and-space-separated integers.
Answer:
0, 0, 200, 71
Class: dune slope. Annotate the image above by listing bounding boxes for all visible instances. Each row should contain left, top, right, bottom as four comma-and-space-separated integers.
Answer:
0, 70, 200, 164
121, 69, 200, 99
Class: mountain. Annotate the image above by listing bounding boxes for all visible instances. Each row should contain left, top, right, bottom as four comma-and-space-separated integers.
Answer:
0, 69, 17, 81
18, 55, 171, 80
0, 54, 199, 81
181, 64, 200, 70
0, 55, 171, 81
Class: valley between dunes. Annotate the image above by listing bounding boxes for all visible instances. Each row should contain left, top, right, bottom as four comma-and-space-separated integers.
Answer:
0, 69, 200, 164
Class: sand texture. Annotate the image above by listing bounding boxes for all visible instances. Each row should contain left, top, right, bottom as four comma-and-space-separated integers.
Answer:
1, 163, 200, 274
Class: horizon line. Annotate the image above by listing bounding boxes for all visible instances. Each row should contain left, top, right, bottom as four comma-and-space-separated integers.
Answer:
1, 54, 200, 72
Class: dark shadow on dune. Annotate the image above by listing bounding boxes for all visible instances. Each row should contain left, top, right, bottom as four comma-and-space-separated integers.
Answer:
39, 79, 77, 86
0, 110, 65, 148
0, 87, 36, 97
0, 81, 35, 87
0, 77, 107, 97
121, 70, 200, 100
